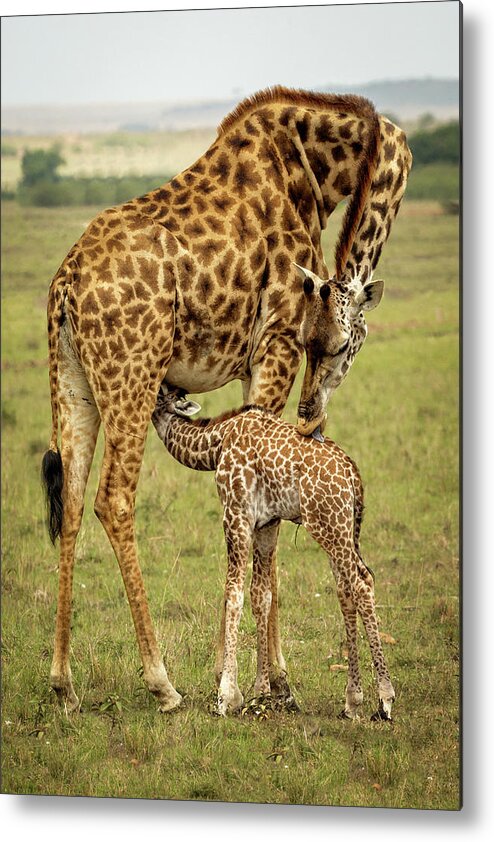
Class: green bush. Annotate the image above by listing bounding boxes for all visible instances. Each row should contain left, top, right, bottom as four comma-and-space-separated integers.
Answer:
17, 173, 171, 207
14, 143, 172, 207
1, 143, 17, 157
18, 178, 83, 207
408, 121, 460, 166
20, 145, 65, 187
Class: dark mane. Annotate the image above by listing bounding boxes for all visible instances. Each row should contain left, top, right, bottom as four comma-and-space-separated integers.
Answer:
334, 112, 381, 279
218, 85, 377, 136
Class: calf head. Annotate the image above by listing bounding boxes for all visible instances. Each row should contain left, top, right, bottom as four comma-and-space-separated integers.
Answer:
153, 386, 201, 420
295, 264, 384, 436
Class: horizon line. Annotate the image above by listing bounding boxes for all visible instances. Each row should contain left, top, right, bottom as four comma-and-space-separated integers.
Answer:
1, 75, 460, 111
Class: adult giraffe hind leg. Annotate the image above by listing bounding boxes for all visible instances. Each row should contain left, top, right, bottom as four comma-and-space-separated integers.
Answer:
61, 213, 181, 710
49, 327, 100, 711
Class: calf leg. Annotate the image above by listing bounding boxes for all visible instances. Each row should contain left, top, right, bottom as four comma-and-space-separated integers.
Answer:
245, 344, 302, 701
214, 504, 290, 697
251, 524, 277, 697
353, 573, 395, 720
334, 553, 394, 720
302, 486, 394, 720
216, 515, 252, 715
335, 578, 363, 719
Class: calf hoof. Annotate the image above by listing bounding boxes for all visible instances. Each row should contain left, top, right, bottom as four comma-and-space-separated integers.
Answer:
270, 673, 299, 711
270, 671, 291, 700
216, 687, 243, 716
338, 708, 356, 720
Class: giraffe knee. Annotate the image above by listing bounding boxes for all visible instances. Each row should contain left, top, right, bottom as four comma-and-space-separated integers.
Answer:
225, 590, 244, 613
251, 586, 272, 616
94, 489, 132, 530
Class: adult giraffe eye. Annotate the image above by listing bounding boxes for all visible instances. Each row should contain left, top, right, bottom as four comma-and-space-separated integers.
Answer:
333, 338, 350, 357
303, 276, 314, 295
320, 284, 331, 302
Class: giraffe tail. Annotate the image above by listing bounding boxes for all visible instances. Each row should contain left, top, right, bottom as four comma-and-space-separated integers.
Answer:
350, 458, 375, 583
41, 448, 64, 544
41, 260, 72, 543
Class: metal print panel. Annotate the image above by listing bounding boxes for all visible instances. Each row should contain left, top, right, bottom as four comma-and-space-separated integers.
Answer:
1, 0, 461, 810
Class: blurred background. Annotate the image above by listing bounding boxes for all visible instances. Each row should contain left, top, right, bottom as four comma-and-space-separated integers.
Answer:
1, 2, 460, 212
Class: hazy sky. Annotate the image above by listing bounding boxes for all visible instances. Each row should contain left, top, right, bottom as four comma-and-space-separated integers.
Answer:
1, 2, 460, 107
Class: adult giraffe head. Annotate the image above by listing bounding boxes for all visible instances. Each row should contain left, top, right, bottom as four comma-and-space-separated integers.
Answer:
295, 264, 384, 437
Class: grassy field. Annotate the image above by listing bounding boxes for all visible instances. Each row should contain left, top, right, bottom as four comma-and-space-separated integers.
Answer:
1, 193, 459, 808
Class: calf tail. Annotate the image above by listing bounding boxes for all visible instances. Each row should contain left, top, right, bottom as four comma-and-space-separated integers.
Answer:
351, 459, 375, 583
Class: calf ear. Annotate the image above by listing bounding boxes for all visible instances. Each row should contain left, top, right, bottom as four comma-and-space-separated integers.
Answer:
175, 399, 201, 417
356, 279, 384, 311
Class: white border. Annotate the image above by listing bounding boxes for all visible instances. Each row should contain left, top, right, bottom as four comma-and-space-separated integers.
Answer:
2, 0, 493, 838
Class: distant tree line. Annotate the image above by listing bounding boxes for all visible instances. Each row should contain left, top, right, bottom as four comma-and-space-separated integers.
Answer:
5, 119, 459, 207
405, 120, 459, 203
408, 120, 460, 166
12, 144, 170, 207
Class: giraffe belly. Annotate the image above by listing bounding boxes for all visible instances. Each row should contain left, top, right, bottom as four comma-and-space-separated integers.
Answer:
164, 357, 240, 393
254, 478, 301, 528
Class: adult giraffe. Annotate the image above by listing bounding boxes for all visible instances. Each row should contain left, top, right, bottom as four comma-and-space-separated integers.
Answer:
42, 87, 411, 712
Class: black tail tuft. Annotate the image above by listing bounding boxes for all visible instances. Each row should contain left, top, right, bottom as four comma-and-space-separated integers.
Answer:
41, 449, 64, 544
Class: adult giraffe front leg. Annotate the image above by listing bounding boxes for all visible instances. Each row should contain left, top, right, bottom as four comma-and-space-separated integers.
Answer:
49, 327, 100, 712
94, 422, 182, 712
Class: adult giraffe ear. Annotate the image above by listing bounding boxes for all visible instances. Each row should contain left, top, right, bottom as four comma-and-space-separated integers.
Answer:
174, 398, 202, 417
355, 279, 384, 312
293, 263, 314, 295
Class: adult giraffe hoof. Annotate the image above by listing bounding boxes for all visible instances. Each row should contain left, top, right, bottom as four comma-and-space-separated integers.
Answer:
50, 679, 81, 713
157, 688, 183, 713
370, 704, 392, 722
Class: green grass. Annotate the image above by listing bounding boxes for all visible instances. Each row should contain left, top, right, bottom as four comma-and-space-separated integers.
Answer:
1, 197, 459, 808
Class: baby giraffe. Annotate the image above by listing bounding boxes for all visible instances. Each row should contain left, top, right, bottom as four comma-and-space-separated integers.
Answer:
151, 389, 395, 720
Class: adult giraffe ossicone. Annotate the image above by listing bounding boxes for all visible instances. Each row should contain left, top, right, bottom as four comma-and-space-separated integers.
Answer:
42, 87, 411, 712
